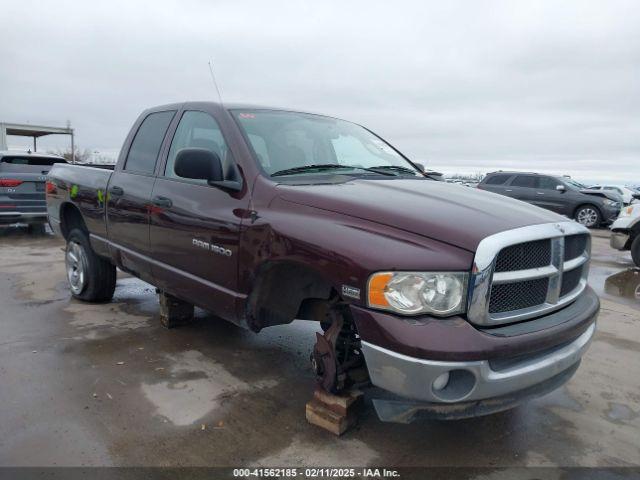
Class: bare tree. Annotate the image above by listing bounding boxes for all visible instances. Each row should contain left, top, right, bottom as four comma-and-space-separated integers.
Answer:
48, 147, 92, 163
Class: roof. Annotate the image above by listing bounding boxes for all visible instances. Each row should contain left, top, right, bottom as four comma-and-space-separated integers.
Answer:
0, 150, 65, 159
0, 122, 73, 138
486, 171, 570, 177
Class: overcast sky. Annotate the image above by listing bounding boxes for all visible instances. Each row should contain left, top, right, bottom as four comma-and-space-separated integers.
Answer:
1, 0, 639, 183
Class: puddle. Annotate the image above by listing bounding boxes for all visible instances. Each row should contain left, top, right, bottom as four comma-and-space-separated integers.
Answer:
605, 402, 638, 424
604, 268, 640, 303
141, 350, 278, 426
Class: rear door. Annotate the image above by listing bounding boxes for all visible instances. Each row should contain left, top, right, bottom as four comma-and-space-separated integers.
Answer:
478, 173, 513, 195
507, 174, 538, 203
149, 109, 248, 322
0, 155, 65, 223
106, 110, 176, 282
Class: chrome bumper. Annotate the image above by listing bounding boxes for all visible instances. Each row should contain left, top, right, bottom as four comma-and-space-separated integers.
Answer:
610, 231, 630, 250
361, 322, 595, 405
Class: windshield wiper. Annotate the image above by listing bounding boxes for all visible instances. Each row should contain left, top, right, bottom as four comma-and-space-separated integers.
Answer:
271, 164, 395, 177
368, 165, 419, 175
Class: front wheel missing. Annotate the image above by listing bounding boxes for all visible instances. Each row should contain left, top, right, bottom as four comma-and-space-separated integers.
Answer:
310, 301, 368, 394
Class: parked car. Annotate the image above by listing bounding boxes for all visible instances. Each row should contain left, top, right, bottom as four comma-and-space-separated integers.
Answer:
0, 151, 67, 232
46, 102, 599, 423
610, 204, 640, 267
478, 171, 622, 228
583, 185, 640, 206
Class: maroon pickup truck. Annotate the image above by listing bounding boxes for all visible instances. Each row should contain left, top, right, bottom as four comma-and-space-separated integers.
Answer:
46, 102, 599, 423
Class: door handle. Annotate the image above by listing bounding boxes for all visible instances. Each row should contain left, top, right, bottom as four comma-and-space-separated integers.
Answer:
152, 196, 173, 208
109, 185, 124, 196
505, 189, 513, 192
536, 192, 545, 195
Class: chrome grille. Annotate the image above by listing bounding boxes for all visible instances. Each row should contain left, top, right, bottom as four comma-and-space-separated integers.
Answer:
560, 265, 583, 297
468, 222, 591, 326
564, 234, 588, 261
494, 239, 551, 272
489, 278, 549, 313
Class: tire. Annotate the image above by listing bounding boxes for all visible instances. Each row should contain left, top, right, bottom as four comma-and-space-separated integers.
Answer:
65, 228, 116, 302
631, 235, 640, 268
574, 205, 602, 228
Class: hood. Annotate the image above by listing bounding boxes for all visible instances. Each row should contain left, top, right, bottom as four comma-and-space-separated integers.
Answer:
580, 189, 622, 203
277, 178, 562, 252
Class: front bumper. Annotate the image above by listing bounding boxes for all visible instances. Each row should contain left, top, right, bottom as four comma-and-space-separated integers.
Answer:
610, 231, 630, 250
353, 287, 599, 422
362, 323, 594, 421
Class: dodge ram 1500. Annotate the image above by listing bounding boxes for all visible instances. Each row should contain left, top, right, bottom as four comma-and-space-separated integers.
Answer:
46, 102, 599, 423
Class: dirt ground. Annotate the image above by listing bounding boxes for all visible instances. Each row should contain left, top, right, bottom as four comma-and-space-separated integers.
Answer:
0, 226, 638, 468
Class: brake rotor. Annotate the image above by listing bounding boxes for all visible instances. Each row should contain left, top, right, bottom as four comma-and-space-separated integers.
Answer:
311, 309, 344, 393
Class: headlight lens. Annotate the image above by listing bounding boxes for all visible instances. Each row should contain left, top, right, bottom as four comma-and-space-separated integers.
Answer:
619, 205, 634, 217
605, 199, 620, 207
368, 272, 468, 316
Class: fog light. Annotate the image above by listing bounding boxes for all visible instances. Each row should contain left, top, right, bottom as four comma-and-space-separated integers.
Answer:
432, 372, 450, 391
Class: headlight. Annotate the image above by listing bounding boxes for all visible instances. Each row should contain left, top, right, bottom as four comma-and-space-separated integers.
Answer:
604, 199, 620, 207
368, 272, 468, 316
619, 205, 634, 217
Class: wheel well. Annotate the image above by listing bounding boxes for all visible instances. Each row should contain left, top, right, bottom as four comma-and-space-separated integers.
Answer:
246, 262, 336, 331
59, 203, 88, 240
573, 203, 601, 218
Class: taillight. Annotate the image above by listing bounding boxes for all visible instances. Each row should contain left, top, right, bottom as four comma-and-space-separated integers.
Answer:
46, 181, 57, 194
0, 179, 23, 187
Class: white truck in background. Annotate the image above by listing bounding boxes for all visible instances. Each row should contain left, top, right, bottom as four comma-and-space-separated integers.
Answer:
610, 204, 640, 266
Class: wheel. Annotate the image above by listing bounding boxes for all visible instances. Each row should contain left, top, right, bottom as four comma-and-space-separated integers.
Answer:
65, 228, 116, 302
574, 205, 601, 228
631, 235, 640, 267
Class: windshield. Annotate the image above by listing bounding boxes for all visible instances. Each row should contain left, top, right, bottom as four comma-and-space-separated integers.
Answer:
232, 110, 420, 177
563, 178, 586, 190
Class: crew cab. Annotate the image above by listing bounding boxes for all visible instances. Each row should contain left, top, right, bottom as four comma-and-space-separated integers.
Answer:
46, 102, 599, 423
1, 151, 66, 231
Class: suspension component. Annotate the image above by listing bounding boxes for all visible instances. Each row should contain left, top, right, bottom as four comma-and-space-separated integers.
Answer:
311, 301, 367, 393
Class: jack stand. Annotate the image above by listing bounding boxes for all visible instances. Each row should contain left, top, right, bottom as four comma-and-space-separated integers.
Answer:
305, 387, 363, 435
158, 291, 194, 328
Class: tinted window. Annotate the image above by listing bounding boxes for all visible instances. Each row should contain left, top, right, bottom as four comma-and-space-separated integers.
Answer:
1, 156, 66, 166
484, 174, 511, 185
165, 111, 235, 182
538, 176, 561, 190
512, 175, 537, 188
125, 111, 175, 174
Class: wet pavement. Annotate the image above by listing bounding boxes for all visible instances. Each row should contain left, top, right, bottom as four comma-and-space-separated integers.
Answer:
0, 226, 638, 468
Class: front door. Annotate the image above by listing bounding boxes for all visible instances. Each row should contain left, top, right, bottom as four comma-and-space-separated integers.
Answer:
106, 110, 176, 282
533, 176, 568, 215
149, 110, 249, 323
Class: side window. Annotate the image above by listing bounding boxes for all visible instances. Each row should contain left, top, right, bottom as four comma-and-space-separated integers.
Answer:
484, 174, 511, 185
165, 111, 235, 183
512, 175, 537, 188
124, 111, 175, 174
537, 176, 560, 190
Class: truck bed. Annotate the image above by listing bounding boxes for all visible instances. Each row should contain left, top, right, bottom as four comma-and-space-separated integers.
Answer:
46, 163, 114, 240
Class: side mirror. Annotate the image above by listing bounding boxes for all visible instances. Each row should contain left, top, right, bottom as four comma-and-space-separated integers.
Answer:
174, 148, 223, 182
556, 185, 566, 192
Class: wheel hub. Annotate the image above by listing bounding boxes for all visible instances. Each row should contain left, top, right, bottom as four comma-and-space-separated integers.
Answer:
66, 241, 87, 295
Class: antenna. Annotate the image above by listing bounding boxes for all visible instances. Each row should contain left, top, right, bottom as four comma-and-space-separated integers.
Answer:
208, 60, 224, 105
